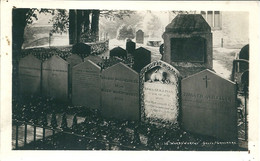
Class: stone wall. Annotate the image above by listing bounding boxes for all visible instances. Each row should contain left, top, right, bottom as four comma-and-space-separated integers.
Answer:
19, 40, 109, 61
217, 12, 249, 48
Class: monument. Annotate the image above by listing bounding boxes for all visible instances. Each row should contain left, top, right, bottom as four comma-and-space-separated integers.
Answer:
162, 14, 212, 78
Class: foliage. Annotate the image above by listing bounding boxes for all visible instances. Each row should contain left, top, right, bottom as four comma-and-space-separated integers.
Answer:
49, 9, 69, 34
99, 11, 142, 39
116, 24, 135, 40
146, 13, 162, 38
100, 10, 135, 20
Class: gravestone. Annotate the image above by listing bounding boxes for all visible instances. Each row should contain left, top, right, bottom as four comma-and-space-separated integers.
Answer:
72, 43, 91, 58
136, 30, 144, 44
66, 54, 83, 67
239, 44, 249, 60
110, 46, 127, 59
162, 14, 212, 77
101, 62, 139, 121
181, 69, 237, 141
140, 60, 180, 126
133, 47, 151, 72
159, 44, 164, 56
66, 54, 83, 99
231, 59, 249, 91
126, 39, 136, 54
238, 44, 249, 72
72, 60, 101, 109
84, 55, 104, 64
18, 54, 41, 95
42, 55, 69, 101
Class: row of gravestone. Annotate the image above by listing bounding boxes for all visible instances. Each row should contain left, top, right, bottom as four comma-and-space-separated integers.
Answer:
110, 45, 152, 73
18, 54, 237, 142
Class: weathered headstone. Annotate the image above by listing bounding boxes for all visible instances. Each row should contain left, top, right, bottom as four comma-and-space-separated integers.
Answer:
42, 55, 69, 100
110, 46, 127, 59
181, 69, 237, 141
162, 14, 212, 77
101, 62, 139, 121
66, 54, 83, 99
140, 60, 180, 126
18, 54, 41, 95
136, 30, 144, 44
126, 39, 136, 54
72, 60, 101, 109
72, 43, 91, 58
84, 55, 104, 64
133, 47, 151, 72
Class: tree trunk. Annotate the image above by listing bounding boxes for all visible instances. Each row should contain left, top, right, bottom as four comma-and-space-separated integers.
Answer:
69, 10, 76, 45
91, 10, 100, 42
83, 10, 90, 33
76, 10, 84, 43
69, 10, 99, 43
12, 9, 30, 96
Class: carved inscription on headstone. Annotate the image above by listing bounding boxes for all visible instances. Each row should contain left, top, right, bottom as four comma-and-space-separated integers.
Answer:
140, 60, 180, 125
72, 60, 101, 109
181, 69, 237, 141
42, 55, 68, 100
19, 54, 41, 95
101, 62, 139, 121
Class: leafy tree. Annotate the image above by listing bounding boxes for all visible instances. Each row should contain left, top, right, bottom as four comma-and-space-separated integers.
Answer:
69, 9, 135, 44
116, 24, 135, 40
99, 11, 142, 39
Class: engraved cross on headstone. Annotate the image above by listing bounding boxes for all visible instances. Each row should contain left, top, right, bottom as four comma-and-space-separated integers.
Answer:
203, 75, 211, 88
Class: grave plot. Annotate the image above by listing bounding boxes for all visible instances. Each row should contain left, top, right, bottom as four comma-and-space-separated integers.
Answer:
181, 69, 237, 142
72, 60, 101, 109
18, 54, 42, 95
101, 62, 139, 121
42, 55, 69, 101
140, 60, 180, 126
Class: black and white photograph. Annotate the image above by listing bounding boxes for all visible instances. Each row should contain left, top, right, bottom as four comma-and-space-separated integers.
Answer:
0, 1, 259, 161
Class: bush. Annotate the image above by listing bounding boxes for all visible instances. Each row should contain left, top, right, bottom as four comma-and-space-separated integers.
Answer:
116, 25, 135, 40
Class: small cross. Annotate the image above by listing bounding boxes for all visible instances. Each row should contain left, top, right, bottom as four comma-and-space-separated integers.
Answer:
203, 75, 211, 88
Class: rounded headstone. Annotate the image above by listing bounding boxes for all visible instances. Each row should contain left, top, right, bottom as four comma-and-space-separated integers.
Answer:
72, 43, 91, 58
239, 44, 249, 60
